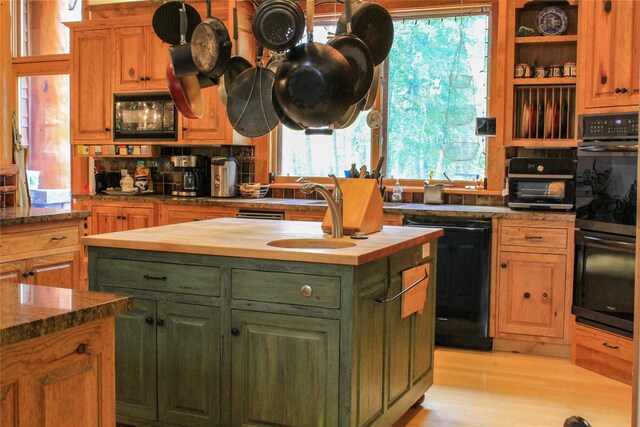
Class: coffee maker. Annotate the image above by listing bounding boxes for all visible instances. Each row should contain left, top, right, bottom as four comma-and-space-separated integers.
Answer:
170, 155, 209, 197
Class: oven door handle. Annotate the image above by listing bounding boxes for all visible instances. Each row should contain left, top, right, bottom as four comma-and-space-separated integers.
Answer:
578, 145, 638, 152
576, 233, 636, 250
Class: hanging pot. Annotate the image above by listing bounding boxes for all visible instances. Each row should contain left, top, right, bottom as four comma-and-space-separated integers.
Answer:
327, 0, 374, 104
218, 56, 252, 106
335, 1, 394, 66
152, 0, 202, 45
166, 63, 204, 119
190, 0, 232, 80
226, 47, 279, 138
252, 0, 305, 52
362, 64, 380, 111
169, 3, 200, 77
272, 85, 303, 131
274, 0, 355, 129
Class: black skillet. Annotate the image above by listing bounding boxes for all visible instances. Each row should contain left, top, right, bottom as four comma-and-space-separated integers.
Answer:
152, 0, 201, 45
336, 1, 394, 66
218, 5, 252, 106
191, 0, 232, 80
169, 3, 199, 77
252, 0, 305, 52
327, 0, 374, 104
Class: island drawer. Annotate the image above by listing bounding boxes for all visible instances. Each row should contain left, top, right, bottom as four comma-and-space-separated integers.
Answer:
96, 259, 220, 296
500, 225, 567, 249
231, 269, 341, 309
1, 225, 79, 258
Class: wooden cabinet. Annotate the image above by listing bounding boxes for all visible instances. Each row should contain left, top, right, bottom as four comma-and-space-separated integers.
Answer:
181, 83, 229, 143
494, 219, 574, 348
92, 202, 156, 234
160, 204, 238, 225
0, 319, 116, 427
579, 0, 640, 111
114, 25, 168, 91
0, 219, 85, 289
71, 28, 112, 142
572, 322, 633, 385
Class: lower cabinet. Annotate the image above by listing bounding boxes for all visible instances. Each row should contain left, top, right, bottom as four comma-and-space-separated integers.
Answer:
230, 310, 340, 427
92, 202, 156, 234
111, 297, 221, 426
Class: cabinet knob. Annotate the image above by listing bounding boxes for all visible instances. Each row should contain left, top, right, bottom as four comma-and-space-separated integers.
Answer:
542, 292, 548, 298
615, 87, 622, 93
139, 77, 145, 81
121, 216, 127, 220
76, 343, 86, 354
145, 317, 154, 325
501, 263, 507, 269
523, 292, 531, 299
145, 76, 151, 81
28, 271, 35, 276
620, 87, 628, 94
116, 215, 122, 220
182, 127, 188, 131
301, 285, 313, 297
156, 319, 165, 327
22, 272, 29, 278
231, 328, 240, 336
604, 0, 612, 13
601, 76, 608, 85
104, 127, 110, 132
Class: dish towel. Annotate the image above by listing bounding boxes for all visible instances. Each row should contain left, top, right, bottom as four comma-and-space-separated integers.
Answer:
11, 109, 30, 207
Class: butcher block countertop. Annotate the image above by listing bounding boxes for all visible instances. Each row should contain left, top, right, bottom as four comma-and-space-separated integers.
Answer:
83, 218, 443, 266
0, 283, 132, 346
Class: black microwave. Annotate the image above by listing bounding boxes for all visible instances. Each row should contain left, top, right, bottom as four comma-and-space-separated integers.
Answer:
507, 157, 576, 210
113, 93, 178, 141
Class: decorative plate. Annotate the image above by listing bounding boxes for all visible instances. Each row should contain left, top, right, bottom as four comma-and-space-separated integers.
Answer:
535, 6, 568, 36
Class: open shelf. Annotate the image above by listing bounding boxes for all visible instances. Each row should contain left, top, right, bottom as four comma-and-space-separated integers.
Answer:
506, 139, 577, 148
515, 35, 578, 44
514, 77, 576, 85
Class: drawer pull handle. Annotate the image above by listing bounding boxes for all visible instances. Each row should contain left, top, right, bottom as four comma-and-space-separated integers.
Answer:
76, 343, 86, 354
524, 235, 543, 240
50, 236, 68, 241
301, 285, 313, 297
523, 292, 531, 299
145, 317, 154, 325
602, 342, 619, 350
143, 275, 167, 281
375, 268, 429, 304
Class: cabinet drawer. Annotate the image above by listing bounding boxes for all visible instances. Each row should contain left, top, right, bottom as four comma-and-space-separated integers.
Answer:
500, 226, 567, 249
572, 323, 632, 385
1, 226, 79, 258
97, 259, 220, 296
232, 269, 341, 309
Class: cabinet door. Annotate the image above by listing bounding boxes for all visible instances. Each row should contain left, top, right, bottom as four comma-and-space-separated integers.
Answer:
122, 206, 156, 230
114, 26, 146, 91
182, 85, 227, 141
93, 205, 124, 234
0, 260, 26, 284
582, 0, 639, 109
230, 310, 339, 427
71, 29, 112, 141
27, 252, 79, 289
157, 302, 220, 426
497, 252, 566, 339
115, 298, 157, 421
146, 26, 171, 90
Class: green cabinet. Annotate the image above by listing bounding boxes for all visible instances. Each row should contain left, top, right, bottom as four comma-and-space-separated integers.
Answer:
230, 310, 340, 427
89, 242, 437, 427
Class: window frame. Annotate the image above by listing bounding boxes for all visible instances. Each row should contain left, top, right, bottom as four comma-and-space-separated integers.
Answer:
274, 2, 502, 190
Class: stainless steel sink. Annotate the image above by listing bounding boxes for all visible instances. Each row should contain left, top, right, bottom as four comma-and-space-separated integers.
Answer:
266, 238, 356, 249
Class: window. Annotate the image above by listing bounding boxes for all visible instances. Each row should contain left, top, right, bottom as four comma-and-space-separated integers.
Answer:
18, 0, 82, 56
278, 11, 490, 181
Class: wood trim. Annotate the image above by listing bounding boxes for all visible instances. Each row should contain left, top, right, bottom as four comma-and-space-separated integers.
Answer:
0, 0, 11, 166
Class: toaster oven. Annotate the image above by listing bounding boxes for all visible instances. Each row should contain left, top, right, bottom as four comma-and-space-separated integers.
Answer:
507, 157, 576, 210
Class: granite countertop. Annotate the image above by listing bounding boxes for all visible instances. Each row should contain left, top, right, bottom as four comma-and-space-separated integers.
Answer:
1, 283, 132, 346
1, 207, 92, 227
83, 217, 443, 266
73, 193, 576, 220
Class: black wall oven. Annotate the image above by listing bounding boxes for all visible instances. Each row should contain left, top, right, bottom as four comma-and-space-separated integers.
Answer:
572, 112, 638, 337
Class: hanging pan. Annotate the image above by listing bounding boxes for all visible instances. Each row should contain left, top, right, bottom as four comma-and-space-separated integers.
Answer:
327, 0, 374, 104
152, 0, 201, 45
226, 46, 279, 138
362, 64, 380, 111
191, 0, 232, 80
274, 0, 355, 129
336, 1, 394, 66
218, 4, 251, 105
169, 3, 199, 77
272, 84, 303, 131
166, 63, 204, 119
252, 0, 305, 52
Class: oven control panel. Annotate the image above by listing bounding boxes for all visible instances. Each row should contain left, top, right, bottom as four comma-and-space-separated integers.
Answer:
579, 112, 638, 139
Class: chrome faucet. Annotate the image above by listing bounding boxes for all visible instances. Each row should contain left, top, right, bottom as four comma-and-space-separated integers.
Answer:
300, 174, 343, 238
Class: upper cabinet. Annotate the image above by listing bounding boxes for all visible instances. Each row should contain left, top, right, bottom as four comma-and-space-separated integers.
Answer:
504, 1, 579, 148
71, 28, 112, 142
114, 25, 169, 92
578, 0, 640, 111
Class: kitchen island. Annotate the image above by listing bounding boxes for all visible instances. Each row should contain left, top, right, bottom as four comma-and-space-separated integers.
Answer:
84, 218, 443, 427
0, 283, 132, 426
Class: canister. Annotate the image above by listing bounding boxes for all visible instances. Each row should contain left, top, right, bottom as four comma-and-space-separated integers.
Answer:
514, 63, 531, 78
548, 64, 562, 78
533, 65, 546, 79
563, 61, 576, 77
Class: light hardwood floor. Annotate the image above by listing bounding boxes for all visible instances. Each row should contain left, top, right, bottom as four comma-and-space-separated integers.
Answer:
394, 348, 631, 427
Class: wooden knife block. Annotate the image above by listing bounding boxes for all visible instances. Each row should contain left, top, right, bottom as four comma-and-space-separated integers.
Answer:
322, 178, 384, 236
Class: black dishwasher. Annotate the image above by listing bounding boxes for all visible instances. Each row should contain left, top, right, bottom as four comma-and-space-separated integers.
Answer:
404, 216, 492, 350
